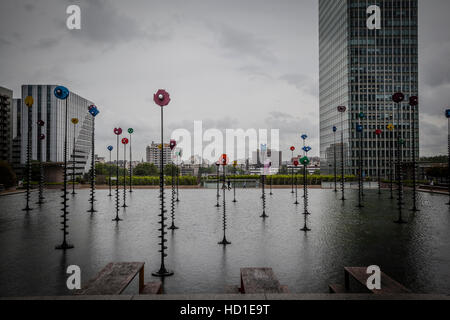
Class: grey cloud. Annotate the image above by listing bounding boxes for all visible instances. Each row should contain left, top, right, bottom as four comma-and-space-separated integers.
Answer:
207, 22, 277, 63
66, 0, 170, 46
279, 73, 319, 97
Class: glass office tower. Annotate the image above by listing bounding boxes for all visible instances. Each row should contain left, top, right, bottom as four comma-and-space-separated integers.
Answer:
19, 85, 95, 174
319, 0, 418, 177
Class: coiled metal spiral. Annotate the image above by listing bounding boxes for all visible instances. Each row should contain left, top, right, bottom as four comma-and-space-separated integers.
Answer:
23, 108, 32, 211
218, 169, 231, 245
260, 175, 268, 218
158, 170, 168, 257
301, 165, 311, 232
88, 118, 96, 213
169, 166, 178, 230
37, 161, 45, 204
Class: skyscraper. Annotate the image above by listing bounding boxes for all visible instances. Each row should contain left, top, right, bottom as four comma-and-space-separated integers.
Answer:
19, 85, 95, 174
319, 0, 418, 177
0, 86, 13, 163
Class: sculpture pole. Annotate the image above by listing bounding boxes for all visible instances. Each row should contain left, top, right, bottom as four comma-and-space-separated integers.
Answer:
113, 128, 122, 222
393, 93, 407, 224
23, 96, 33, 212
409, 96, 419, 212
71, 118, 79, 195
152, 89, 173, 277
337, 106, 347, 201
121, 137, 128, 208
128, 128, 134, 193
36, 120, 46, 205
54, 86, 73, 250
107, 146, 113, 197
87, 105, 99, 213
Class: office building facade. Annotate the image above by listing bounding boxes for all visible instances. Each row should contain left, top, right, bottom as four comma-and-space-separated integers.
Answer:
19, 85, 95, 174
319, 0, 418, 177
0, 86, 13, 163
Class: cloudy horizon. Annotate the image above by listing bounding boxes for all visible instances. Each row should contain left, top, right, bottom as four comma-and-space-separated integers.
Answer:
1, 0, 449, 162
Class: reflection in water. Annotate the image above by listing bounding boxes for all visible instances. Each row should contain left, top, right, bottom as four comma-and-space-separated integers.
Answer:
0, 188, 449, 296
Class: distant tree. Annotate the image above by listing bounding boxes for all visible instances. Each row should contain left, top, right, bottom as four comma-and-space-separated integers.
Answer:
426, 166, 448, 178
420, 155, 448, 163
164, 163, 180, 176
0, 161, 17, 188
278, 165, 288, 174
134, 162, 159, 176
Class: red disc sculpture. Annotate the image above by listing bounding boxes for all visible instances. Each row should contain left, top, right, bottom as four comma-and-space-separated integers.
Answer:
154, 89, 171, 107
290, 146, 295, 152
293, 159, 299, 167
409, 96, 418, 106
114, 128, 122, 135
337, 106, 347, 113
219, 154, 229, 166
122, 138, 129, 145
170, 139, 177, 150
392, 92, 405, 103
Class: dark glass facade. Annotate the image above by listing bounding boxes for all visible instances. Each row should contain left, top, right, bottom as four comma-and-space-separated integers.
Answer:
319, 0, 418, 177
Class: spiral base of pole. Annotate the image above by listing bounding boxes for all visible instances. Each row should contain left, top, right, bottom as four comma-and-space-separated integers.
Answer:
152, 267, 174, 277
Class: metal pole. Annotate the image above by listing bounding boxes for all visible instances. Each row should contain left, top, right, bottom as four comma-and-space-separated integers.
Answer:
334, 130, 337, 192
169, 154, 178, 230
447, 117, 450, 205
56, 98, 73, 249
88, 118, 96, 213
301, 163, 311, 232
108, 150, 112, 197
411, 104, 418, 211
129, 134, 133, 193
72, 123, 76, 195
219, 164, 231, 245
215, 164, 220, 207
233, 176, 237, 202
395, 101, 406, 224
291, 150, 294, 194
340, 113, 345, 201
122, 139, 127, 208
294, 170, 299, 205
260, 174, 268, 218
176, 154, 180, 202
36, 121, 45, 205
23, 104, 33, 211
357, 129, 363, 208
113, 134, 122, 222
153, 105, 173, 277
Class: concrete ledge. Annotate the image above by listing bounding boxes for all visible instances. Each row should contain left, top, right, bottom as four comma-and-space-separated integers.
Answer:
2, 293, 450, 300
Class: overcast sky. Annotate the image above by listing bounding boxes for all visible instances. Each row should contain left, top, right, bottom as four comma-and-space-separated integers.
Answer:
1, 0, 449, 162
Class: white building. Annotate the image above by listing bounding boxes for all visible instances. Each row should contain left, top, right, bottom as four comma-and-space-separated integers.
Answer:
146, 141, 172, 167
